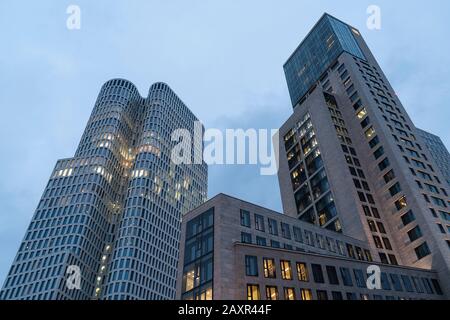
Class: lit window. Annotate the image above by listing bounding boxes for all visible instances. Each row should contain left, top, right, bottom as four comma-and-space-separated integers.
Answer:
284, 287, 296, 300
300, 288, 313, 300
280, 260, 293, 280
365, 127, 375, 139
297, 262, 309, 282
263, 258, 276, 278
356, 108, 367, 119
247, 284, 260, 300
265, 286, 279, 300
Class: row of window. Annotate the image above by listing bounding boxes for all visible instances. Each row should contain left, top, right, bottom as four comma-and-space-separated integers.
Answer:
244, 255, 443, 296
239, 209, 371, 261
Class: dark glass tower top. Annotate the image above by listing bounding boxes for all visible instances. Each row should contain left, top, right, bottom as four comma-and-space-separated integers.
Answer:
284, 13, 366, 107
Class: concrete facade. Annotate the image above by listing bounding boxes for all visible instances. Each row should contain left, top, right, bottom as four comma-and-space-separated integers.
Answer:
278, 13, 450, 295
176, 194, 446, 300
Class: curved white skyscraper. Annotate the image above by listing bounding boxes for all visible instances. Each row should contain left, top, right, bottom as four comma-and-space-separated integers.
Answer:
0, 79, 208, 300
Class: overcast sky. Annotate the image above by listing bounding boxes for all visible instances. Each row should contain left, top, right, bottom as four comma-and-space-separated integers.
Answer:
0, 0, 449, 286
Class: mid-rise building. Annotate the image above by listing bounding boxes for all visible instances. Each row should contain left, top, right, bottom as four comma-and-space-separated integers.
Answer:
0, 80, 207, 300
176, 194, 445, 300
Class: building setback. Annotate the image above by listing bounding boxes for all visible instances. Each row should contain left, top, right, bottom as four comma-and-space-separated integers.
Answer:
0, 80, 207, 300
176, 194, 445, 300
417, 128, 450, 187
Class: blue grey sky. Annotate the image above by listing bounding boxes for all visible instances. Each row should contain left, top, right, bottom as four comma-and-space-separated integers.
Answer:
0, 0, 449, 285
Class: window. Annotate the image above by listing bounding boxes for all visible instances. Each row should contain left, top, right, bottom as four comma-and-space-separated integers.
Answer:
340, 267, 353, 286
365, 127, 375, 139
368, 220, 377, 232
372, 207, 380, 218
415, 242, 431, 260
284, 287, 296, 300
293, 227, 303, 243
422, 278, 434, 294
268, 218, 278, 236
383, 170, 395, 183
311, 264, 324, 283
431, 196, 446, 208
369, 136, 380, 148
280, 260, 293, 280
254, 214, 265, 232
316, 290, 328, 300
300, 289, 313, 300
346, 244, 356, 259
401, 275, 414, 292
240, 210, 251, 227
245, 256, 258, 277
379, 252, 389, 264
389, 182, 402, 197
331, 291, 343, 300
263, 258, 276, 278
256, 236, 267, 246
241, 232, 252, 244
395, 196, 407, 211
407, 226, 422, 242
265, 286, 279, 300
380, 273, 391, 290
360, 294, 370, 300
353, 269, 366, 288
390, 274, 403, 292
401, 210, 415, 226
346, 292, 357, 300
270, 240, 280, 248
281, 223, 291, 239
431, 279, 443, 295
326, 266, 339, 285
373, 236, 383, 249
378, 158, 390, 171
412, 277, 424, 293
247, 284, 260, 300
296, 262, 308, 282
356, 108, 367, 119
382, 237, 392, 250
377, 222, 386, 234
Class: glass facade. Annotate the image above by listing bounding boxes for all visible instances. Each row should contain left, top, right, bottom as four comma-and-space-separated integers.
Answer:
284, 112, 341, 232
284, 14, 365, 107
181, 208, 214, 300
0, 80, 208, 300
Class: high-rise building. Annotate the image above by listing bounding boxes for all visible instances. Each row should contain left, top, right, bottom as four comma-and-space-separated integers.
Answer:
176, 13, 450, 300
278, 13, 450, 294
0, 79, 207, 300
417, 128, 450, 187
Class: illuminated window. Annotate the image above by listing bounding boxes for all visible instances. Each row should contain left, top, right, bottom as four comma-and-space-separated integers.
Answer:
284, 287, 296, 300
263, 258, 276, 278
265, 286, 279, 300
183, 265, 199, 292
297, 262, 309, 282
365, 127, 375, 139
300, 288, 313, 300
247, 284, 260, 300
356, 108, 367, 119
195, 287, 212, 300
280, 260, 293, 280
